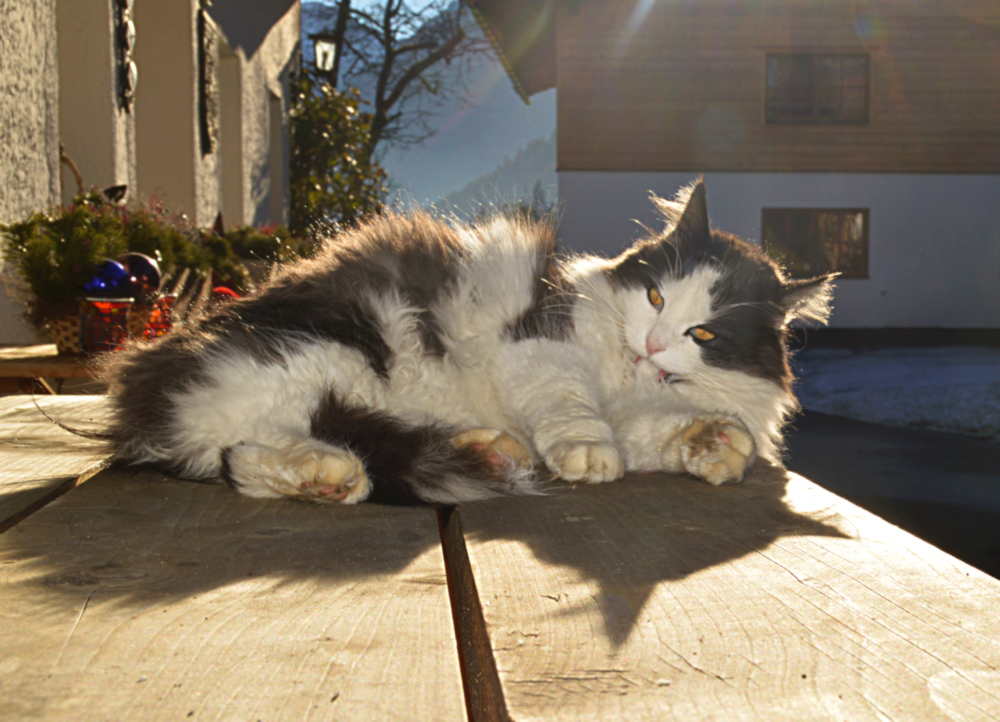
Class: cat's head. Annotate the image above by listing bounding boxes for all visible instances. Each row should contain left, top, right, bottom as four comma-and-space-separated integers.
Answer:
608, 180, 835, 393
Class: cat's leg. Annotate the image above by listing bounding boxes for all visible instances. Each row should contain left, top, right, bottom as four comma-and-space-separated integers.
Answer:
222, 437, 371, 504
493, 341, 623, 484
451, 428, 533, 470
610, 400, 755, 485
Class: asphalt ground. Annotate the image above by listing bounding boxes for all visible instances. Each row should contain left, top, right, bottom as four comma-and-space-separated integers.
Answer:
785, 410, 1000, 579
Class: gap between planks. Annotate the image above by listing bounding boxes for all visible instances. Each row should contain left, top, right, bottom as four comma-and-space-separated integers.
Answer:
438, 505, 512, 722
0, 459, 109, 535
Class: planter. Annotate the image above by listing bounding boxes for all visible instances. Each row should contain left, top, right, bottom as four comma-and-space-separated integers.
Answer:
44, 301, 153, 355
45, 313, 81, 355
79, 298, 132, 353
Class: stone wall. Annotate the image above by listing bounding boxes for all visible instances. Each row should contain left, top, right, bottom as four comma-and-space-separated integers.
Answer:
0, 0, 60, 343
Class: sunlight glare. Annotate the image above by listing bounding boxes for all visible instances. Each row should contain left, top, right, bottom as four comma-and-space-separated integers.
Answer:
614, 0, 657, 59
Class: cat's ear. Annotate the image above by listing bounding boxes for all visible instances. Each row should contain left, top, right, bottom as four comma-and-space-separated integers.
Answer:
780, 273, 838, 324
651, 178, 709, 243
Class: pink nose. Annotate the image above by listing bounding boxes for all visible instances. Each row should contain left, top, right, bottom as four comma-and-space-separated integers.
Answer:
646, 337, 664, 356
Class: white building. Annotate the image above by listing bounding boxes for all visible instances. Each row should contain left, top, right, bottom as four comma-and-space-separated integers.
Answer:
470, 0, 1000, 330
0, 0, 301, 344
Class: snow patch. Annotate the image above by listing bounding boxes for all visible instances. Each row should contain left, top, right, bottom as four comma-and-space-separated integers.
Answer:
793, 346, 1000, 442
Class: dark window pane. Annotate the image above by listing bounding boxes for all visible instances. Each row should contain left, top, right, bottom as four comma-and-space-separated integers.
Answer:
816, 88, 843, 117
762, 209, 869, 279
840, 88, 868, 121
816, 57, 844, 86
765, 53, 869, 124
841, 57, 868, 86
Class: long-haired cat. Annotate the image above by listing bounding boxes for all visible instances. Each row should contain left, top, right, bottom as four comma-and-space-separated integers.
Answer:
105, 180, 834, 505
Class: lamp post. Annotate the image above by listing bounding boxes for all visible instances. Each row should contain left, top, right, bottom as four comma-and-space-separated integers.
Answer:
310, 0, 350, 87
311, 33, 339, 87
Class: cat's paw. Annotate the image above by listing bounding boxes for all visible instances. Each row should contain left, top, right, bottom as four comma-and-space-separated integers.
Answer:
452, 428, 533, 470
545, 441, 623, 484
679, 417, 755, 486
227, 440, 371, 504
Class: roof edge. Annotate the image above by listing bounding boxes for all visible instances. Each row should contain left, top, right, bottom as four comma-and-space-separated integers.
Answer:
464, 1, 532, 106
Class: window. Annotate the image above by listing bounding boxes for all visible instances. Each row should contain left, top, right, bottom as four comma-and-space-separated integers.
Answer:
762, 209, 869, 279
766, 53, 869, 124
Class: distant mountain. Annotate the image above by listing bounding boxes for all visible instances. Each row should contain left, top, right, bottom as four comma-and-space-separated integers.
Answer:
301, 2, 556, 208
441, 133, 556, 217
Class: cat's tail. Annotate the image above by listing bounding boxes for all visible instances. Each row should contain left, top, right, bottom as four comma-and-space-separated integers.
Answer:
310, 393, 543, 506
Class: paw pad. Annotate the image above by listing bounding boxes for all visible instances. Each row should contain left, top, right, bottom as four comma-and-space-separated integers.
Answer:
452, 428, 533, 471
227, 440, 371, 505
681, 418, 755, 486
544, 441, 623, 484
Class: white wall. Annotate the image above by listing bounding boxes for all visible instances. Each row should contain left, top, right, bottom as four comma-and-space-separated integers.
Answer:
56, 0, 135, 204
133, 0, 198, 221
241, 6, 297, 226
558, 172, 1000, 329
218, 43, 244, 226
211, 0, 299, 226
133, 0, 221, 227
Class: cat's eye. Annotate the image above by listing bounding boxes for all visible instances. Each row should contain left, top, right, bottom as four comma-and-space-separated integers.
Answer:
647, 287, 664, 311
688, 326, 716, 342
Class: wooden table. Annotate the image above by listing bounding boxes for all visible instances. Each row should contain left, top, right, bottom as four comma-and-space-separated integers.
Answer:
2, 396, 999, 720
0, 345, 96, 395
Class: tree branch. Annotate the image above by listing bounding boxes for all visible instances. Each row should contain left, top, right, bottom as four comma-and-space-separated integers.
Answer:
383, 28, 464, 114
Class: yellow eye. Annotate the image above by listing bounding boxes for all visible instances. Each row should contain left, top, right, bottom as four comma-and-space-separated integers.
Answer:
689, 327, 716, 342
648, 287, 664, 310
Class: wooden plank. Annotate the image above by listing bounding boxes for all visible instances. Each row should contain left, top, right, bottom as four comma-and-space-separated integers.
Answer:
458, 465, 1000, 720
556, 0, 1000, 173
0, 468, 466, 720
0, 395, 109, 530
0, 345, 95, 380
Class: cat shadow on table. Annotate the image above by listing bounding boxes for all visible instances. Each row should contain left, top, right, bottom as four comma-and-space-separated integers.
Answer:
1, 457, 844, 651
0, 466, 447, 612
457, 460, 848, 648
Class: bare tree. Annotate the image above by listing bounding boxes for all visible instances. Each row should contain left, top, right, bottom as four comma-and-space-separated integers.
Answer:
310, 1, 491, 157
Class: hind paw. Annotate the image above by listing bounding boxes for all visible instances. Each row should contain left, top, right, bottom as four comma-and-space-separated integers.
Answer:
452, 428, 533, 471
227, 440, 371, 504
679, 417, 755, 486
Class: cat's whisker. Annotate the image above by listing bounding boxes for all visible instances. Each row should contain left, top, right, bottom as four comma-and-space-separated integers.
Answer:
712, 300, 782, 317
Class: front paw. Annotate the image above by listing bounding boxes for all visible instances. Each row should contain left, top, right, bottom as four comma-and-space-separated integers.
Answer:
679, 417, 755, 486
545, 442, 623, 484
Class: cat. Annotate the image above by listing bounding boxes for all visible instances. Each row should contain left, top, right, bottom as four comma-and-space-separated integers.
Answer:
104, 180, 834, 506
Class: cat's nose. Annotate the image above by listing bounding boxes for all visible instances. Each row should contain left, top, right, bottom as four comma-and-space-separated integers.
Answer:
646, 337, 665, 356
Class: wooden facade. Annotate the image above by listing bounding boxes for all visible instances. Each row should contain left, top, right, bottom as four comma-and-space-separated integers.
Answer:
554, 0, 1000, 173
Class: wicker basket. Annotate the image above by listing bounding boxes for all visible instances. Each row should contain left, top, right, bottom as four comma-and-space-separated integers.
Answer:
45, 313, 81, 355
46, 301, 152, 355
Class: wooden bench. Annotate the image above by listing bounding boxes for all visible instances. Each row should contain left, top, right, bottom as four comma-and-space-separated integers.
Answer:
0, 345, 96, 395
2, 396, 999, 720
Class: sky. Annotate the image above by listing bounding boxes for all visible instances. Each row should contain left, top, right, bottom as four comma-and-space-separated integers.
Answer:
311, 0, 439, 13
302, 1, 557, 205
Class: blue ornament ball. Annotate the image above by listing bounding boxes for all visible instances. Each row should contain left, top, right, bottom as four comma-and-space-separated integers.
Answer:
84, 259, 134, 296
117, 252, 162, 296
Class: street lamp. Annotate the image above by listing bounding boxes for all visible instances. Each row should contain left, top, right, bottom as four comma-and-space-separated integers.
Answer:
310, 33, 339, 85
